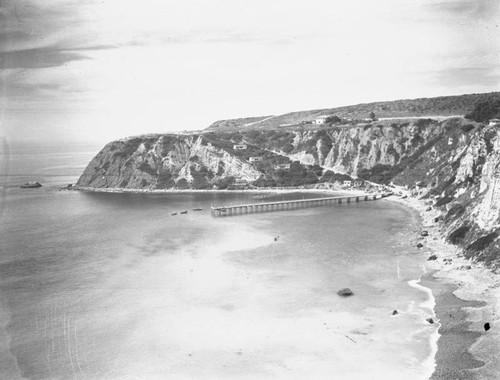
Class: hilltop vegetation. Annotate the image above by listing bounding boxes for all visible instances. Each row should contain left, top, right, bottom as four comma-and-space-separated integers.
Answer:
206, 92, 500, 132
465, 97, 500, 122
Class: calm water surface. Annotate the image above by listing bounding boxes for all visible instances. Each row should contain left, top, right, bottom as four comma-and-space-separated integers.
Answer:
0, 145, 437, 379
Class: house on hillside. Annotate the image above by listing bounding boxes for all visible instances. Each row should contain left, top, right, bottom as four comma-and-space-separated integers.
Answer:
314, 115, 330, 125
275, 163, 291, 170
249, 156, 262, 163
343, 180, 352, 186
489, 119, 500, 127
314, 115, 341, 125
230, 179, 250, 189
233, 144, 247, 150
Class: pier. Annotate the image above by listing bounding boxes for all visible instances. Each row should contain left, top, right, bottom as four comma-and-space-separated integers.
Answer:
211, 193, 392, 217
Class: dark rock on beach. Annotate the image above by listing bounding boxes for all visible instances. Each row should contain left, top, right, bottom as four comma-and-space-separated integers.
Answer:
421, 230, 429, 237
428, 254, 438, 261
426, 317, 435, 324
417, 243, 424, 248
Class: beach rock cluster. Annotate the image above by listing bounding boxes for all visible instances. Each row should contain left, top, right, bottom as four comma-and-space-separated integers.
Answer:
337, 288, 354, 297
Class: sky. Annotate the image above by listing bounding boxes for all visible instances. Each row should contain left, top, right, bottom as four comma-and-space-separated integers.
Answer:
0, 0, 499, 146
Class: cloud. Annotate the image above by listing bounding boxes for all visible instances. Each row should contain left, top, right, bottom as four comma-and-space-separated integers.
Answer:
424, 0, 500, 20
0, 47, 87, 69
1, 0, 499, 146
431, 66, 500, 88
0, 0, 120, 69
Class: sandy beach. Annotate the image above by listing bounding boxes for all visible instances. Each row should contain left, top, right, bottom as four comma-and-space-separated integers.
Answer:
389, 195, 500, 380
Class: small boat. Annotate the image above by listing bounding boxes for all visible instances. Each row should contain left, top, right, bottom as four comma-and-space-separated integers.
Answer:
192, 208, 203, 211
20, 181, 42, 188
180, 210, 188, 214
171, 212, 177, 216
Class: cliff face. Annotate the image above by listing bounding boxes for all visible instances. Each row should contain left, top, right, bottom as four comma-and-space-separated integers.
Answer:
77, 119, 483, 191
287, 121, 444, 175
77, 120, 449, 190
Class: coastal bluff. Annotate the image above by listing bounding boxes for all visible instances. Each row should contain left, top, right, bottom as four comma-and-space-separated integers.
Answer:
77, 118, 466, 191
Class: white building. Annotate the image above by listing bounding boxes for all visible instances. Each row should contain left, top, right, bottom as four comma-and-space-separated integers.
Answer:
275, 163, 291, 170
343, 180, 352, 186
313, 115, 329, 125
249, 156, 262, 163
234, 179, 248, 186
233, 144, 247, 150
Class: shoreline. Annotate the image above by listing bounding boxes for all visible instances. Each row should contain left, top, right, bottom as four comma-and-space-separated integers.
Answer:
387, 195, 500, 380
72, 185, 368, 196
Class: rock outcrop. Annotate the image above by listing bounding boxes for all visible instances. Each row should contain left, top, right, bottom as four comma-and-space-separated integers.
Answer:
77, 134, 262, 190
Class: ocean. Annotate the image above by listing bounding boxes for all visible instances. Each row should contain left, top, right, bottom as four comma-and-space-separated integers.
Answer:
0, 144, 438, 379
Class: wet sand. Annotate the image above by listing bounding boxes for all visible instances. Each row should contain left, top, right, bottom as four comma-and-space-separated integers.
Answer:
388, 194, 500, 380
422, 276, 486, 379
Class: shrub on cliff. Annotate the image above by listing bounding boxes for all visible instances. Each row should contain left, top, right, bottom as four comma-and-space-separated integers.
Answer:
447, 225, 470, 245
320, 171, 351, 183
190, 165, 212, 189
157, 169, 175, 189
356, 168, 371, 180
367, 164, 393, 184
253, 176, 277, 187
415, 118, 434, 128
176, 178, 189, 189
112, 138, 144, 158
460, 124, 475, 133
272, 162, 319, 187
466, 232, 499, 256
282, 143, 294, 154
465, 99, 500, 122
434, 196, 453, 207
138, 162, 157, 176
215, 176, 235, 189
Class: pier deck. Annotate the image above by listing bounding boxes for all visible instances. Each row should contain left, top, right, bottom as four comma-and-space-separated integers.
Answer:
211, 193, 392, 217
